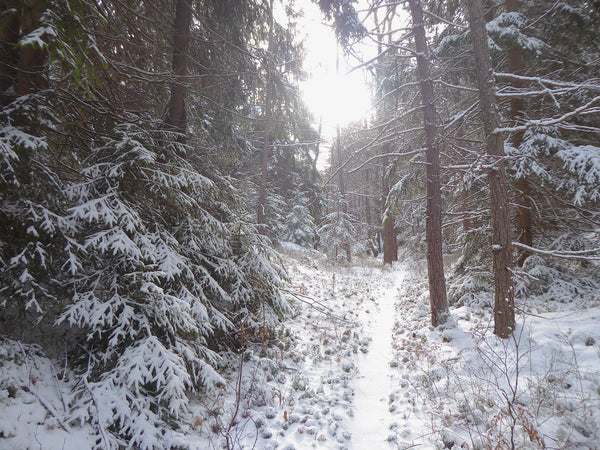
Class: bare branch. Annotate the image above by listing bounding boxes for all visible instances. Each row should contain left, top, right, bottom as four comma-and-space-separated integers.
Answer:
512, 242, 600, 261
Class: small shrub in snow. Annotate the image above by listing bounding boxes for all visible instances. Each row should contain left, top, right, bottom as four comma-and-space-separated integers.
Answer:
318, 207, 358, 262
283, 203, 318, 248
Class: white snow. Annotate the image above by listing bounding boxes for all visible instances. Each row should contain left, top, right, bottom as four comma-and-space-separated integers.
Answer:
351, 269, 405, 448
2, 245, 599, 449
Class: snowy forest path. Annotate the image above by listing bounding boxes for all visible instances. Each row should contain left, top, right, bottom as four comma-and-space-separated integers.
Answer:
351, 268, 405, 448
201, 248, 418, 449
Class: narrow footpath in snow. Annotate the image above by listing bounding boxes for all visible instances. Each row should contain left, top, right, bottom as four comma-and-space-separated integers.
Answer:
351, 268, 405, 448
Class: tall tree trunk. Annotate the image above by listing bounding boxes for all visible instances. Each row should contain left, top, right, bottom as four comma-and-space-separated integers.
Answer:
364, 168, 376, 256
15, 0, 47, 95
0, 1, 21, 99
336, 128, 352, 262
506, 0, 532, 266
408, 0, 449, 326
467, 0, 515, 338
382, 149, 397, 265
374, 6, 396, 265
166, 0, 192, 141
257, 117, 270, 232
257, 0, 274, 233
0, 1, 48, 99
461, 187, 473, 233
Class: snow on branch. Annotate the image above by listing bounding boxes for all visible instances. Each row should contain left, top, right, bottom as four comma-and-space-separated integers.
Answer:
494, 72, 600, 92
348, 148, 425, 174
423, 9, 468, 29
513, 242, 600, 261
495, 95, 600, 134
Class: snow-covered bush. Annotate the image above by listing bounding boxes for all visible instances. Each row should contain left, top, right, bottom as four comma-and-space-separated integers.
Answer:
55, 124, 287, 447
0, 92, 72, 341
318, 205, 357, 262
513, 233, 600, 309
283, 203, 318, 248
508, 126, 600, 207
447, 223, 494, 308
264, 191, 288, 239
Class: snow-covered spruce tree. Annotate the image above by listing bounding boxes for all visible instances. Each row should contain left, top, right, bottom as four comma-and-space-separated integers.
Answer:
319, 197, 358, 262
263, 191, 288, 239
0, 1, 75, 341
0, 92, 71, 339
283, 201, 318, 248
59, 123, 287, 448
1, 1, 290, 447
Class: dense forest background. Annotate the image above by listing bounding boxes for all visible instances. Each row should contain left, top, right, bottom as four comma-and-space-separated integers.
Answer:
1, 0, 599, 447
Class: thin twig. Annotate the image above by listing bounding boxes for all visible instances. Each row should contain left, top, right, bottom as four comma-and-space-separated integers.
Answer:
19, 384, 70, 433
224, 350, 244, 450
282, 288, 355, 324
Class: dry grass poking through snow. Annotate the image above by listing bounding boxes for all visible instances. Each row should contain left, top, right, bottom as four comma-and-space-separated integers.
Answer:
187, 242, 392, 449
387, 259, 600, 450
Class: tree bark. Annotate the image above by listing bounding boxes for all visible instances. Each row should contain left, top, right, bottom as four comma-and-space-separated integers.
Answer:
336, 128, 352, 262
15, 0, 47, 95
0, 1, 48, 99
374, 6, 396, 265
467, 0, 515, 338
382, 148, 397, 265
166, 0, 192, 141
506, 0, 533, 266
0, 1, 20, 98
364, 168, 376, 255
257, 0, 274, 233
257, 117, 270, 232
408, 0, 449, 326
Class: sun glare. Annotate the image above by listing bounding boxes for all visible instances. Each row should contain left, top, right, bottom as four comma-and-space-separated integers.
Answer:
299, 3, 371, 134
302, 70, 371, 129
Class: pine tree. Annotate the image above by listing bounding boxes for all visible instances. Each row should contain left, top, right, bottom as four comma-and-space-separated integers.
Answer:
408, 0, 449, 326
467, 0, 515, 337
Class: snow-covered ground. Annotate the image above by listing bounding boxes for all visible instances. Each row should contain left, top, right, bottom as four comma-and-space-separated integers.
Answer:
2, 244, 599, 449
351, 268, 404, 448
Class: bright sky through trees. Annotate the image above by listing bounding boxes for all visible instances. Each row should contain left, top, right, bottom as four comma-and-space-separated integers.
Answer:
298, 3, 371, 137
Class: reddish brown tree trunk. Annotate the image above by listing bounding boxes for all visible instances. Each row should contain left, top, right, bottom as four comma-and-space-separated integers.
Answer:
0, 1, 48, 99
166, 0, 192, 141
408, 0, 449, 326
467, 0, 515, 338
382, 149, 396, 265
506, 0, 533, 266
364, 168, 374, 252
257, 0, 274, 233
15, 0, 47, 95
461, 188, 473, 233
0, 1, 21, 97
515, 177, 532, 265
